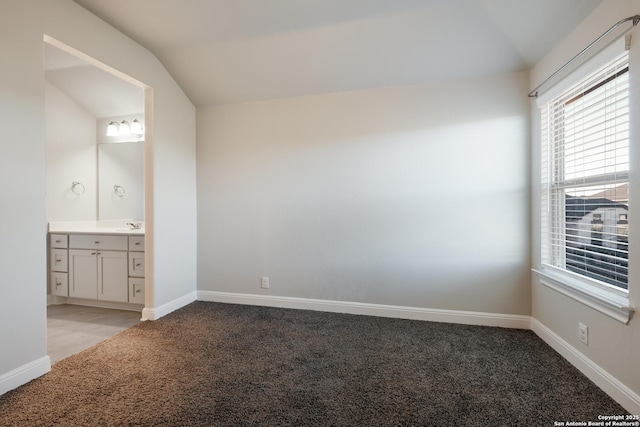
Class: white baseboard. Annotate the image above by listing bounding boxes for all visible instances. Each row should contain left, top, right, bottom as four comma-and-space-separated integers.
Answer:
197, 291, 531, 329
0, 356, 51, 396
531, 318, 640, 415
142, 291, 197, 321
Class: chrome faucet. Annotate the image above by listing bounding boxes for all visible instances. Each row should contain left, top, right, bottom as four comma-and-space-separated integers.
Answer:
127, 222, 142, 230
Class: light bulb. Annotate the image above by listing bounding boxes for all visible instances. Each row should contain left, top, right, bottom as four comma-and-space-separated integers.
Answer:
130, 119, 143, 135
106, 121, 119, 136
119, 120, 130, 134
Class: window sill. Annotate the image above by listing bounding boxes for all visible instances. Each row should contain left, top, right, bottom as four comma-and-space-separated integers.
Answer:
533, 267, 634, 324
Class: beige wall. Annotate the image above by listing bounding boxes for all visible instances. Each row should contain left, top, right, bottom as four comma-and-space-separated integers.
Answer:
530, 0, 640, 411
197, 70, 531, 315
0, 0, 197, 393
45, 81, 97, 221
0, 1, 49, 390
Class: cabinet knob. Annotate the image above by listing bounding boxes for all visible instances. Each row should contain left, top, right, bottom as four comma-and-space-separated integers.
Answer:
135, 289, 141, 294
135, 263, 141, 267
135, 242, 140, 246
55, 240, 61, 243
91, 252, 97, 255
94, 241, 100, 244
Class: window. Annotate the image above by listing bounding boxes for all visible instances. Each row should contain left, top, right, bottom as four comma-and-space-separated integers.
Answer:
540, 51, 630, 292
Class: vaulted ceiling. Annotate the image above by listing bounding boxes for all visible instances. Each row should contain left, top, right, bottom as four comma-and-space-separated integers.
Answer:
72, 0, 602, 106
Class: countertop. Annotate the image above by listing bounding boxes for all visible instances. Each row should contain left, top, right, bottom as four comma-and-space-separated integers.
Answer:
48, 220, 145, 235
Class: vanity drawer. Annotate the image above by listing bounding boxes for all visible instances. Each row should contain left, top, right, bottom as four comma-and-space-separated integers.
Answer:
51, 272, 68, 296
128, 236, 145, 251
128, 252, 145, 277
69, 234, 127, 251
51, 249, 68, 272
129, 278, 145, 304
50, 234, 68, 249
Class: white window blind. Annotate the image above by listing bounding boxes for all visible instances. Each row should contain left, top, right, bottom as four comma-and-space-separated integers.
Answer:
541, 51, 630, 291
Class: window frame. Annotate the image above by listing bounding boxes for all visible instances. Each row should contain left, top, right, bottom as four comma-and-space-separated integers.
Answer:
535, 49, 633, 324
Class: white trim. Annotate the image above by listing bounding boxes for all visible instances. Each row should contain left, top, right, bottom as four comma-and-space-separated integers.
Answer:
533, 268, 633, 324
0, 356, 51, 396
197, 291, 531, 329
141, 291, 197, 321
531, 318, 640, 415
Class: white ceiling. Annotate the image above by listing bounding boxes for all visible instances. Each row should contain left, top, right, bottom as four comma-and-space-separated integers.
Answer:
70, 0, 602, 107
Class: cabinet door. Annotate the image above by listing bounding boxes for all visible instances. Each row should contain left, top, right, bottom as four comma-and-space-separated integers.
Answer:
98, 250, 128, 302
69, 249, 98, 299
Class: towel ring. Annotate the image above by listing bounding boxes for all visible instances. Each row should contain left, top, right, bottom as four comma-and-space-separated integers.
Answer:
113, 185, 126, 197
71, 181, 85, 195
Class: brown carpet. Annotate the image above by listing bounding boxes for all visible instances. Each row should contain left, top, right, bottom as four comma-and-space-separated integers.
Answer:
0, 301, 628, 426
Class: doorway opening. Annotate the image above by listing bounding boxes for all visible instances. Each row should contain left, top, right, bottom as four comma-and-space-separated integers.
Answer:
43, 36, 152, 363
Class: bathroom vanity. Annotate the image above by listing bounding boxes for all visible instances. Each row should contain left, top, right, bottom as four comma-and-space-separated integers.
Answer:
49, 221, 145, 310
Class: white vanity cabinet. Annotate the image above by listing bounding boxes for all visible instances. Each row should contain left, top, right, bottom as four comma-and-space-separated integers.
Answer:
49, 232, 144, 307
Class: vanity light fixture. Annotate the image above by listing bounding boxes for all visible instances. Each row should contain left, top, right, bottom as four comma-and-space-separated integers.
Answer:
130, 119, 143, 136
106, 121, 119, 136
106, 118, 144, 138
119, 120, 131, 134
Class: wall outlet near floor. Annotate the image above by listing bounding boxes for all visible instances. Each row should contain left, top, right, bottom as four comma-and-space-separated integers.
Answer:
261, 276, 270, 289
578, 322, 588, 345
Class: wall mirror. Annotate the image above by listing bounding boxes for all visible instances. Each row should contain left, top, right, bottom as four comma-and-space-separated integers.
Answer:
98, 141, 144, 221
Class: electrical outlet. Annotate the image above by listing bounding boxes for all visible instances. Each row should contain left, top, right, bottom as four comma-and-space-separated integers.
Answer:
261, 276, 270, 289
578, 322, 588, 345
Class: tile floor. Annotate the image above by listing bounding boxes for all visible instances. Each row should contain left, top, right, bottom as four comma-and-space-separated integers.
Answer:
47, 304, 142, 364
